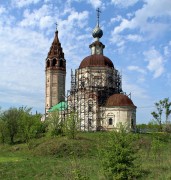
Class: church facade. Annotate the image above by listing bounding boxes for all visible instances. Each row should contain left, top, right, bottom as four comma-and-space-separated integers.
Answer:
45, 14, 136, 131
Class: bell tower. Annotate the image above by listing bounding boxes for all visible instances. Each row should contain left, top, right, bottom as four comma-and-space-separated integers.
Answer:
45, 29, 66, 113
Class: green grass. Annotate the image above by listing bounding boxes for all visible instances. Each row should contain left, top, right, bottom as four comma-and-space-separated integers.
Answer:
0, 149, 100, 179
0, 132, 171, 179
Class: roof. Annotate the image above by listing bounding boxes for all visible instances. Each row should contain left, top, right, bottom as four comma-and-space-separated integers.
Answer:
79, 54, 114, 69
47, 31, 64, 59
106, 93, 136, 107
48, 101, 67, 112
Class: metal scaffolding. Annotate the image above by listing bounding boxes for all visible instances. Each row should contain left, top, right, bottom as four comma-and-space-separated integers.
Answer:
65, 67, 122, 131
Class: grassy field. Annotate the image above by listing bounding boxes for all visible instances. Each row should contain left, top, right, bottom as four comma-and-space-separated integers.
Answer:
0, 132, 171, 179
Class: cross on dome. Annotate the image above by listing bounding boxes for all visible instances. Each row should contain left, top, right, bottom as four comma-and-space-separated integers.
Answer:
92, 8, 103, 40
96, 8, 101, 27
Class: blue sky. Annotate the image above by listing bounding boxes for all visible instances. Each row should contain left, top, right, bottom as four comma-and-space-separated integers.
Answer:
0, 0, 171, 124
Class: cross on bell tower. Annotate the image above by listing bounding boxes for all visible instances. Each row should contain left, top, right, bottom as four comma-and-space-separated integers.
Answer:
55, 22, 58, 31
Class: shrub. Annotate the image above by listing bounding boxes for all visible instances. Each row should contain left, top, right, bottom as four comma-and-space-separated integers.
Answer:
100, 126, 141, 179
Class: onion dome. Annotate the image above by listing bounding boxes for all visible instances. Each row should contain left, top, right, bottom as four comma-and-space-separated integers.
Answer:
106, 94, 136, 107
92, 25, 103, 39
79, 54, 114, 69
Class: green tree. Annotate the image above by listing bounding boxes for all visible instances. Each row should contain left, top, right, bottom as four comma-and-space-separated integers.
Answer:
46, 110, 64, 136
100, 125, 141, 179
161, 98, 171, 124
64, 112, 79, 139
1, 107, 20, 144
0, 108, 8, 143
151, 98, 171, 132
0, 119, 8, 143
0, 106, 42, 144
18, 107, 42, 142
151, 101, 163, 131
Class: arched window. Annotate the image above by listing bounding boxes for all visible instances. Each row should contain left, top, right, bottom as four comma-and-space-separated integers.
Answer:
60, 59, 63, 67
109, 118, 113, 125
46, 60, 50, 67
52, 59, 56, 66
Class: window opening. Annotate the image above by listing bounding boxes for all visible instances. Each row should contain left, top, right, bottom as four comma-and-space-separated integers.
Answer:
47, 60, 50, 67
109, 118, 113, 125
88, 105, 93, 112
88, 118, 92, 127
60, 59, 63, 67
52, 59, 56, 66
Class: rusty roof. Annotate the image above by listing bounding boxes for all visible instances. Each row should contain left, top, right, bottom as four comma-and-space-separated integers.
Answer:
79, 54, 114, 69
47, 31, 64, 59
106, 93, 136, 107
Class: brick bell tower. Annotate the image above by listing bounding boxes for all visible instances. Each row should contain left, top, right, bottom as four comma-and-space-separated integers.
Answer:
45, 29, 66, 113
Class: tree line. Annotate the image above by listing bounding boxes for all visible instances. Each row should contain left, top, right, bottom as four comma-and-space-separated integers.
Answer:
0, 107, 44, 144
0, 106, 79, 144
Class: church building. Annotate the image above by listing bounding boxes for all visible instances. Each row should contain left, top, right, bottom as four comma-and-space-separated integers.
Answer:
45, 10, 136, 131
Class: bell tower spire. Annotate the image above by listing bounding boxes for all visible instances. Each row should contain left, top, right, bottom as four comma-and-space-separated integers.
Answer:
45, 26, 66, 113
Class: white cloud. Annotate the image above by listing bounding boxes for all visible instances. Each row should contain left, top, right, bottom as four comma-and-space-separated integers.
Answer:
127, 66, 146, 74
111, 34, 125, 47
126, 34, 143, 42
126, 13, 134, 19
0, 1, 90, 112
0, 6, 6, 14
164, 41, 171, 57
67, 10, 89, 28
110, 15, 122, 23
122, 77, 149, 99
0, 26, 50, 110
111, 0, 139, 7
164, 46, 169, 56
113, 18, 133, 34
12, 0, 41, 8
87, 0, 103, 9
127, 66, 146, 83
143, 47, 165, 78
111, 0, 171, 45
19, 5, 53, 29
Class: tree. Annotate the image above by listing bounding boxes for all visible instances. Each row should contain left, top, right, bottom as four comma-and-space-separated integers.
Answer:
1, 107, 20, 144
0, 108, 8, 143
161, 98, 171, 124
18, 107, 42, 142
100, 125, 141, 179
64, 112, 79, 139
46, 110, 64, 136
151, 101, 163, 131
0, 119, 8, 143
151, 98, 171, 132
0, 106, 42, 144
